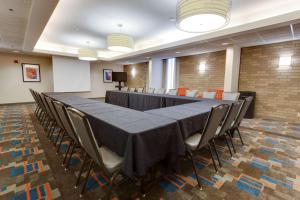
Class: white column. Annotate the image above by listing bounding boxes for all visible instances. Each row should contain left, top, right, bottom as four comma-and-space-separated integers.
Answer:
148, 58, 163, 89
224, 45, 241, 92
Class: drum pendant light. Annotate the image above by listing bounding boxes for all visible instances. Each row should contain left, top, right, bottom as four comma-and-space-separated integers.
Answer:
107, 24, 134, 52
176, 0, 231, 33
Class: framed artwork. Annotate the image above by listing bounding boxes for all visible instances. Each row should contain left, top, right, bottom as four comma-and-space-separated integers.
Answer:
22, 63, 41, 82
103, 69, 113, 83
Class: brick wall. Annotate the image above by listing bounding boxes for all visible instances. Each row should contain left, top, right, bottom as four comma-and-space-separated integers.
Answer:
178, 50, 226, 93
124, 62, 148, 89
239, 41, 300, 122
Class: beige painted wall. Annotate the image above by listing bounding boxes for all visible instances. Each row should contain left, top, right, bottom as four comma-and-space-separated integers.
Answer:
0, 53, 53, 104
0, 53, 123, 104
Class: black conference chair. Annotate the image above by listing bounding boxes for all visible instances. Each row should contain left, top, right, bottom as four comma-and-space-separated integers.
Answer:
44, 96, 66, 148
66, 107, 124, 197
230, 96, 253, 146
52, 101, 83, 170
213, 100, 244, 166
184, 104, 229, 189
39, 94, 60, 138
29, 89, 41, 115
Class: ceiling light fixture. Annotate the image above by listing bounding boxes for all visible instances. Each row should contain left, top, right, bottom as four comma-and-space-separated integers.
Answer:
78, 48, 98, 61
176, 0, 232, 33
78, 41, 97, 61
107, 24, 134, 52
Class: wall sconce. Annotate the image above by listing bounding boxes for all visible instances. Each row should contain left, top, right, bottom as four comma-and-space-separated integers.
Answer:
279, 56, 292, 69
198, 61, 206, 73
131, 68, 136, 77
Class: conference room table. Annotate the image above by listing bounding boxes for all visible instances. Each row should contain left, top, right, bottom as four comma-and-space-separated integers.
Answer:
45, 93, 185, 179
146, 99, 232, 139
105, 90, 232, 139
105, 90, 201, 111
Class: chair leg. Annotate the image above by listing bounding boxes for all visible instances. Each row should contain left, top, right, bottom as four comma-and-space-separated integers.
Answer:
223, 135, 233, 157
186, 151, 202, 190
211, 140, 222, 168
65, 144, 76, 170
54, 128, 63, 146
208, 144, 218, 172
106, 172, 119, 200
62, 141, 73, 165
48, 122, 57, 139
56, 131, 66, 154
227, 132, 236, 153
75, 152, 88, 188
80, 160, 94, 196
236, 128, 244, 145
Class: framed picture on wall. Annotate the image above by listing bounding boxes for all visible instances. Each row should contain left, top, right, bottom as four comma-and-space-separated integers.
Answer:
103, 69, 113, 83
22, 63, 41, 82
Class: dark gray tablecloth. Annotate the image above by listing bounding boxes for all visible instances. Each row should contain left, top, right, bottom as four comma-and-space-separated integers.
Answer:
146, 100, 232, 139
128, 92, 164, 111
106, 90, 203, 110
45, 93, 185, 178
164, 95, 201, 107
105, 90, 129, 107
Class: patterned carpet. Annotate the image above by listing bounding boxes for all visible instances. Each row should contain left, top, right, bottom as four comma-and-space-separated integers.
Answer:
0, 104, 300, 200
241, 118, 300, 140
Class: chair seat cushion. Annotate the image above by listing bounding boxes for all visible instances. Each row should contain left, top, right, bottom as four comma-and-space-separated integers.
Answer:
185, 133, 202, 150
99, 146, 124, 173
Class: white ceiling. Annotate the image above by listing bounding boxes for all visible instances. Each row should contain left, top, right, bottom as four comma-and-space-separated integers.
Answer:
0, 0, 32, 50
34, 0, 300, 60
118, 22, 300, 64
1, 0, 300, 60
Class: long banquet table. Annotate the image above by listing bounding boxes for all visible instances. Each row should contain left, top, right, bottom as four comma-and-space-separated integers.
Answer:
146, 99, 232, 139
45, 91, 232, 179
105, 90, 202, 111
45, 93, 185, 179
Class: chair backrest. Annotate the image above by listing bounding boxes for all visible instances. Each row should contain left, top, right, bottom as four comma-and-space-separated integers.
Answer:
185, 90, 198, 98
39, 93, 54, 119
154, 88, 165, 94
197, 104, 229, 149
203, 91, 216, 99
129, 88, 136, 92
45, 96, 64, 128
121, 87, 128, 91
52, 101, 80, 143
32, 91, 45, 111
66, 107, 105, 169
137, 88, 144, 93
222, 92, 240, 101
29, 89, 38, 103
167, 89, 177, 96
217, 100, 243, 136
233, 96, 253, 127
147, 88, 155, 93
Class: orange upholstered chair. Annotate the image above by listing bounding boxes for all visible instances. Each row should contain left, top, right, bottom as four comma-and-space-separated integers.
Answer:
208, 89, 223, 100
177, 88, 188, 96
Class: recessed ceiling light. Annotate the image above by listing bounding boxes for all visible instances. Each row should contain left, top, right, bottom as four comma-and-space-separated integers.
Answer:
175, 51, 181, 54
145, 57, 151, 59
222, 42, 229, 46
13, 50, 20, 53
